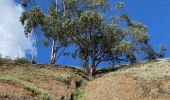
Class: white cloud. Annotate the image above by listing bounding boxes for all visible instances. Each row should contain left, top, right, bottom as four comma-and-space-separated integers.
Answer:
0, 0, 33, 59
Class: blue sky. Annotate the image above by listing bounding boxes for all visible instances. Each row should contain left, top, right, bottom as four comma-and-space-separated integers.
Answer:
13, 0, 170, 67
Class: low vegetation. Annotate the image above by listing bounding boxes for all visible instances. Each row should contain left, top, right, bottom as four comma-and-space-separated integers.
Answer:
84, 58, 170, 100
0, 60, 89, 99
1, 58, 170, 99
108, 59, 170, 80
72, 88, 85, 100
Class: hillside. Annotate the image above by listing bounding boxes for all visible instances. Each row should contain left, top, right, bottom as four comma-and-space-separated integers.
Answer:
1, 59, 170, 100
85, 59, 170, 100
0, 61, 90, 100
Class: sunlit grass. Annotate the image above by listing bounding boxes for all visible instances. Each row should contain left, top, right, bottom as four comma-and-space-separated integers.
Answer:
1, 67, 71, 84
108, 59, 170, 80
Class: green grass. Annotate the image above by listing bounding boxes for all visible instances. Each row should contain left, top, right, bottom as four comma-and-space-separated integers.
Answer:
72, 88, 85, 100
2, 67, 71, 85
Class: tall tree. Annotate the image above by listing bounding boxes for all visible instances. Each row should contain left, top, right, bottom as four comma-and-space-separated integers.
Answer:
64, 1, 153, 75
21, 0, 73, 64
42, 4, 65, 64
42, 0, 78, 64
20, 0, 165, 75
20, 5, 44, 64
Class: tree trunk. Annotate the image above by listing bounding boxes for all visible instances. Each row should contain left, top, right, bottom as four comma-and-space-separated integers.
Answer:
50, 39, 57, 64
88, 65, 96, 76
84, 53, 88, 71
90, 48, 97, 76
31, 32, 38, 64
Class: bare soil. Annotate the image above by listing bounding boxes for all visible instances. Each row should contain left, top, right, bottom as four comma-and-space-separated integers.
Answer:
0, 82, 35, 100
28, 75, 72, 100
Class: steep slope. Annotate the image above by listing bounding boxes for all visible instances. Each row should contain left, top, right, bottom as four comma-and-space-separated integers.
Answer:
84, 59, 170, 100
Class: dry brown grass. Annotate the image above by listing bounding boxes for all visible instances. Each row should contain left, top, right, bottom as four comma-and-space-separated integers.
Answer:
84, 58, 170, 100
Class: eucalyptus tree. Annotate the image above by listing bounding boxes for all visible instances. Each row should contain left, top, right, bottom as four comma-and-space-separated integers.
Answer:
20, 4, 44, 64
21, 0, 77, 64
41, 0, 81, 64
141, 44, 166, 61
64, 1, 154, 75
20, 0, 165, 75
42, 4, 65, 64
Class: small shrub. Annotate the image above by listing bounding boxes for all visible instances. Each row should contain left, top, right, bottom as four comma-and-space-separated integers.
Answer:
72, 88, 85, 100
14, 57, 31, 65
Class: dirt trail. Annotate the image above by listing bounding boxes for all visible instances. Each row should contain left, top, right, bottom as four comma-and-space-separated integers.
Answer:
84, 74, 170, 100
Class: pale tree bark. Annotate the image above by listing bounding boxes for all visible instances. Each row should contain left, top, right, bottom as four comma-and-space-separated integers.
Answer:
50, 39, 59, 64
31, 29, 38, 64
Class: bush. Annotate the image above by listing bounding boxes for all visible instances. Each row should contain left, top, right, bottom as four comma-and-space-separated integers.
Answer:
14, 58, 31, 65
72, 88, 85, 100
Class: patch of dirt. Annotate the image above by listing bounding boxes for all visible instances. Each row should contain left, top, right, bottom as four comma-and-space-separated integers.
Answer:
28, 75, 72, 100
84, 75, 170, 100
0, 82, 35, 100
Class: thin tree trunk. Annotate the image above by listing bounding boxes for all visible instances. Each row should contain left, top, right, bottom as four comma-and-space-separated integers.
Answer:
87, 65, 96, 76
84, 52, 89, 72
56, 0, 58, 10
90, 49, 97, 76
31, 31, 38, 64
50, 39, 56, 64
50, 39, 59, 64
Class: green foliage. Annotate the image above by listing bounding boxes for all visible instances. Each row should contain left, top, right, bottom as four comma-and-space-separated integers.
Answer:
115, 2, 124, 9
42, 5, 63, 40
20, 6, 44, 37
41, 39, 50, 47
158, 44, 166, 58
14, 58, 31, 65
21, 1, 28, 7
141, 44, 166, 61
63, 0, 152, 74
72, 88, 85, 100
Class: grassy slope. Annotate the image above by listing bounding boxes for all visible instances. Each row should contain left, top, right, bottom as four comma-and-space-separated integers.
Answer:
107, 58, 170, 79
0, 64, 89, 100
1, 58, 170, 100
84, 58, 170, 100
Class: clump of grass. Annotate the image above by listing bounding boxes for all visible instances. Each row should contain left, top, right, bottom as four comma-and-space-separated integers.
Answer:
72, 88, 85, 100
0, 73, 54, 100
14, 58, 31, 65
